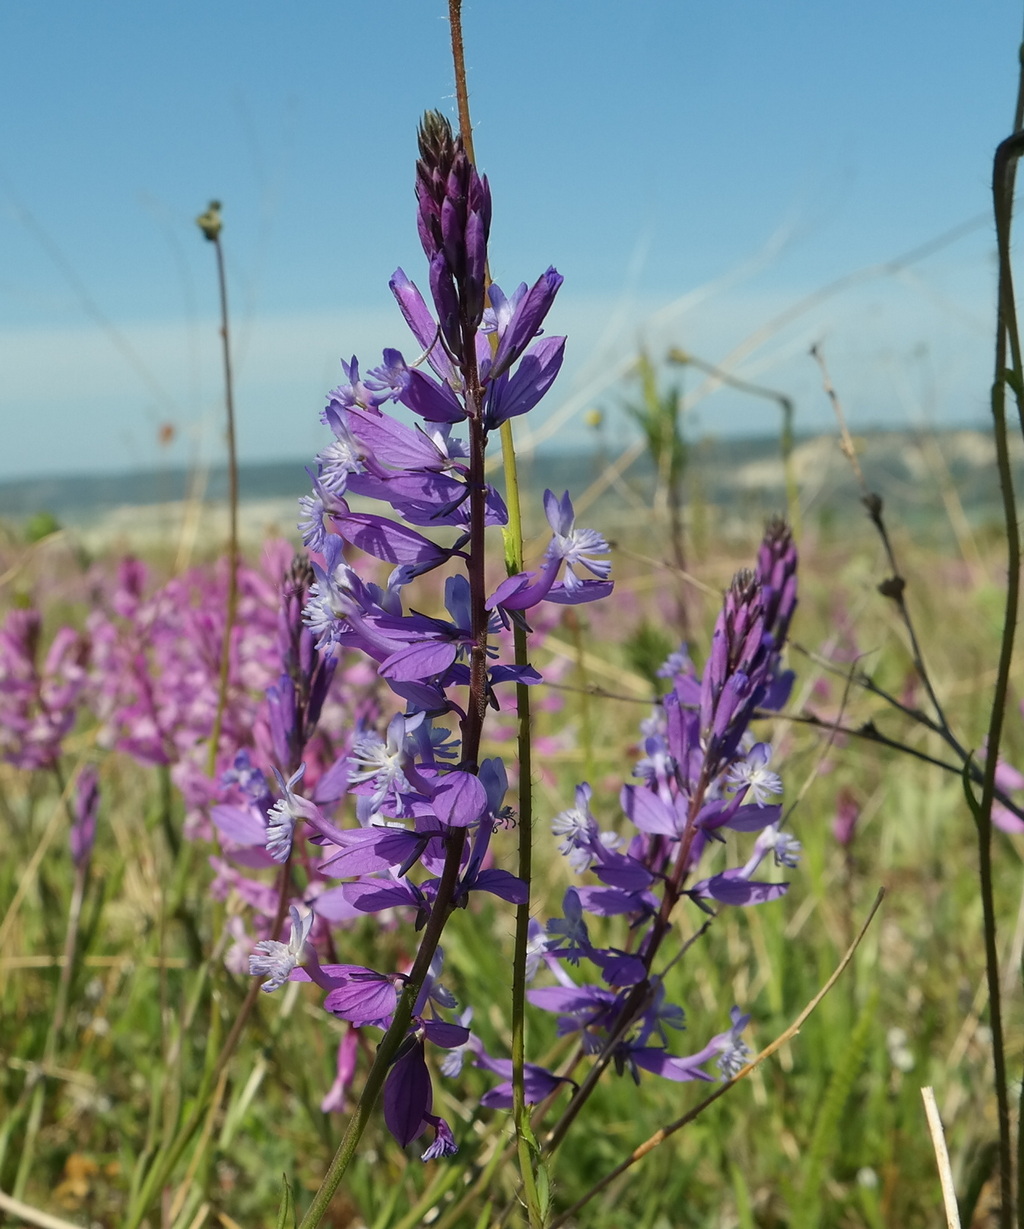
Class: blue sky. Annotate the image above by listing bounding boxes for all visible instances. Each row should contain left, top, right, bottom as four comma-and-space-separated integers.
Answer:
2, 1, 1020, 481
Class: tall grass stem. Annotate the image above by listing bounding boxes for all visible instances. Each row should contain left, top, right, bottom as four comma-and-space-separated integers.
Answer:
197, 205, 240, 779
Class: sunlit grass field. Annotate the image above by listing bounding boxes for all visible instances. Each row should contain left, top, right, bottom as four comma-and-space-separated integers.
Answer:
1, 466, 1019, 1229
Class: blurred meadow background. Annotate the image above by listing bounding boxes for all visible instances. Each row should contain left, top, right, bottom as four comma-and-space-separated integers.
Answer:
4, 3, 1024, 1227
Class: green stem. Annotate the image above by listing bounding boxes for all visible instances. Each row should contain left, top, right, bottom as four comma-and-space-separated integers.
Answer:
499, 417, 543, 1223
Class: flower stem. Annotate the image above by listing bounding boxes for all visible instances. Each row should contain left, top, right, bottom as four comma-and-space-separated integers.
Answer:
500, 429, 544, 1219
198, 206, 240, 779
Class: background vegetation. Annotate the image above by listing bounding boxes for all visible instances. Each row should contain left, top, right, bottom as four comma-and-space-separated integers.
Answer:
1, 441, 1019, 1227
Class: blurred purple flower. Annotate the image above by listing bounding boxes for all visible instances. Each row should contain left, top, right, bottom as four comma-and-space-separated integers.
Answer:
70, 763, 100, 869
832, 787, 861, 847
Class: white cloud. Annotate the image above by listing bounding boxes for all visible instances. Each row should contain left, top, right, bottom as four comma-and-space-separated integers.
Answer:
2, 261, 997, 482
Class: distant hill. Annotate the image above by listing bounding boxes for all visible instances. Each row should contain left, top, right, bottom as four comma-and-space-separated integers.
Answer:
1, 428, 1018, 540
0, 460, 310, 520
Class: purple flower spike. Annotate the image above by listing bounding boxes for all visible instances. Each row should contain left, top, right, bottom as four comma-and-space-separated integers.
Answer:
756, 516, 798, 650
0, 608, 88, 770
754, 517, 798, 710
699, 572, 772, 772
271, 108, 619, 1150
415, 111, 492, 357
531, 519, 797, 1101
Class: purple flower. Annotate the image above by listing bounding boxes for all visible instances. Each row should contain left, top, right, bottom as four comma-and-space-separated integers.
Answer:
389, 268, 457, 384
456, 816, 528, 905
249, 906, 315, 993
329, 504, 455, 572
384, 1039, 433, 1146
542, 490, 612, 589
324, 967, 402, 1026
483, 335, 566, 428
488, 491, 612, 613
266, 763, 321, 862
473, 1044, 574, 1109
382, 1037, 460, 1159
528, 982, 621, 1038
487, 268, 565, 380
657, 644, 693, 679
346, 712, 427, 815
321, 1028, 359, 1113
625, 1008, 750, 1084
420, 1114, 459, 1161
546, 888, 594, 965
690, 870, 790, 908
432, 771, 487, 829
317, 406, 365, 488
725, 743, 783, 804
551, 783, 601, 871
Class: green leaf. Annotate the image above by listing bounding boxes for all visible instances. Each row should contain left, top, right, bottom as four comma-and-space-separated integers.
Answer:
536, 1160, 551, 1222
276, 1174, 296, 1229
